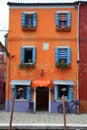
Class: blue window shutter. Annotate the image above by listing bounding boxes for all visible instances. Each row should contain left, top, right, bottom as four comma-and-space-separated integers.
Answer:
68, 86, 73, 101
67, 12, 71, 28
55, 48, 59, 63
21, 48, 25, 63
33, 13, 37, 28
56, 12, 60, 27
26, 86, 30, 100
59, 49, 67, 59
54, 85, 58, 100
12, 85, 16, 99
32, 47, 36, 63
22, 13, 26, 27
67, 48, 71, 64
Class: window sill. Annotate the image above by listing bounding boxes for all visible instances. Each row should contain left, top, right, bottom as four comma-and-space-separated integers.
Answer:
19, 63, 35, 68
22, 26, 36, 31
56, 99, 69, 102
56, 27, 71, 31
14, 99, 28, 101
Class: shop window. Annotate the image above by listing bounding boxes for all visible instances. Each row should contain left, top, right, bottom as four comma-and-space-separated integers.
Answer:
22, 12, 37, 30
12, 85, 31, 100
55, 46, 71, 69
19, 46, 36, 68
56, 11, 71, 30
54, 85, 73, 101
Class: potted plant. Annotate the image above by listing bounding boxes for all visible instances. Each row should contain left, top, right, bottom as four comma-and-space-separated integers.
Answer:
56, 59, 70, 70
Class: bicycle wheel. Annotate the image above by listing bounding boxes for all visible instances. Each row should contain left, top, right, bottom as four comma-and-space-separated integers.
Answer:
57, 104, 63, 113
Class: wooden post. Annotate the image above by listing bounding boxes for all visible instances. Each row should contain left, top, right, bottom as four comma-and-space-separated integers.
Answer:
8, 98, 14, 130
63, 96, 66, 130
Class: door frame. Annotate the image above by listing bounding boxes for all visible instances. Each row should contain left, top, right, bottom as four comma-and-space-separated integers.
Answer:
34, 87, 51, 112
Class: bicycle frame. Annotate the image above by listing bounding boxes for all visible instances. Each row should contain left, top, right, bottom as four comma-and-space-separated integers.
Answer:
58, 100, 80, 114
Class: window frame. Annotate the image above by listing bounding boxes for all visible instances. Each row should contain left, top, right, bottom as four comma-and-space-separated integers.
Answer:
22, 12, 37, 30
54, 85, 74, 101
12, 85, 31, 100
55, 46, 71, 65
56, 11, 71, 31
19, 46, 36, 68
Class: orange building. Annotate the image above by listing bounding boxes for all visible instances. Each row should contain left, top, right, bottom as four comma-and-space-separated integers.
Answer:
6, 2, 78, 112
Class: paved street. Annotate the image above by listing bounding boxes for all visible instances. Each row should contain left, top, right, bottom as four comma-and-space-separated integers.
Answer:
0, 111, 87, 129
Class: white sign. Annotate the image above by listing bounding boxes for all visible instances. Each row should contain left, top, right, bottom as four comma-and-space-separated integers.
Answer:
43, 42, 49, 50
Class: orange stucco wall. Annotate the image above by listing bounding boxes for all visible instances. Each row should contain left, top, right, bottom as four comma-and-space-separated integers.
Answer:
6, 6, 78, 100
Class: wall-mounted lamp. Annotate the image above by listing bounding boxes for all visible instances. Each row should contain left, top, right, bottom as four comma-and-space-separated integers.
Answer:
40, 69, 44, 77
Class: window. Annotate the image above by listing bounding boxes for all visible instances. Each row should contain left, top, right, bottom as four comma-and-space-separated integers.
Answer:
55, 46, 71, 64
19, 46, 36, 68
22, 12, 37, 30
12, 85, 31, 100
21, 46, 36, 63
54, 85, 74, 101
56, 11, 71, 30
11, 80, 31, 100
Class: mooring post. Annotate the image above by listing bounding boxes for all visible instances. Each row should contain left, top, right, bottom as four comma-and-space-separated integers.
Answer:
8, 96, 14, 130
63, 96, 66, 130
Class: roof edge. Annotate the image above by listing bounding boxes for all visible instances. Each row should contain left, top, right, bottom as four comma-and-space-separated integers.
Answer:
7, 2, 77, 6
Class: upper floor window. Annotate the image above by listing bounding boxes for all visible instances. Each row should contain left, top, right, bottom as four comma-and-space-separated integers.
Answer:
22, 12, 37, 30
56, 11, 71, 31
55, 46, 71, 69
19, 46, 36, 68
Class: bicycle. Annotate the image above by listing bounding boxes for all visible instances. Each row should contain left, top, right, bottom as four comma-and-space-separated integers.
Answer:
57, 100, 80, 114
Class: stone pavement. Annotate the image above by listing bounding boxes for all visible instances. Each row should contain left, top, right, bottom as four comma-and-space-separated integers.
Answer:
0, 111, 87, 129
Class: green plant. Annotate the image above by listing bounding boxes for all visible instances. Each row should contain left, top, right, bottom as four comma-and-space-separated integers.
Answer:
56, 62, 70, 70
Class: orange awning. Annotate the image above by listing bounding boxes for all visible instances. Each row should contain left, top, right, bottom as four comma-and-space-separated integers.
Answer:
32, 78, 51, 87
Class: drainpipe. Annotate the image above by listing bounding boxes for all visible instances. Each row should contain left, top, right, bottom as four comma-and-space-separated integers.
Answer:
77, 2, 81, 100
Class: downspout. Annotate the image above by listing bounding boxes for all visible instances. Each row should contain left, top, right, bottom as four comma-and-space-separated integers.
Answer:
77, 2, 81, 100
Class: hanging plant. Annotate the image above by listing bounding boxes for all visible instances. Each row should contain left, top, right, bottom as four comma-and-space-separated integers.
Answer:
56, 59, 70, 70
56, 62, 70, 70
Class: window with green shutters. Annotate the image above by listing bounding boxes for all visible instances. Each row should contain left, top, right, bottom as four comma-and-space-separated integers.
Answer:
56, 11, 71, 31
55, 46, 71, 70
22, 12, 37, 30
19, 46, 36, 68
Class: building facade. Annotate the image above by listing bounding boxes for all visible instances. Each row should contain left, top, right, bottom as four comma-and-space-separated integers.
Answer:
6, 2, 78, 112
79, 1, 87, 113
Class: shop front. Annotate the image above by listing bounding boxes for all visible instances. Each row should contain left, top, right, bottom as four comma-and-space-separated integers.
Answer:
9, 79, 75, 113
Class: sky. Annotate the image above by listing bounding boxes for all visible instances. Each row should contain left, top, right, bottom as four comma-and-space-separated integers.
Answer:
0, 0, 86, 44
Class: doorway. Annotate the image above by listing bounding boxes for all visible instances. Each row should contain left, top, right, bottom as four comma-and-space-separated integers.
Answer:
36, 87, 49, 111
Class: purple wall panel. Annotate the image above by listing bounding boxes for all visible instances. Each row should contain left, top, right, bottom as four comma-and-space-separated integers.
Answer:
5, 100, 34, 112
